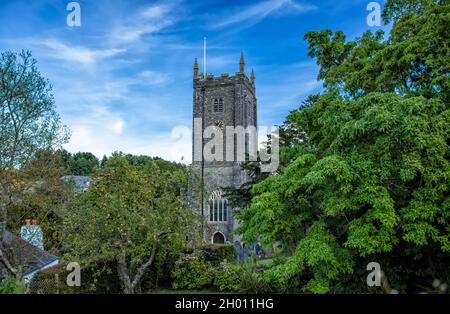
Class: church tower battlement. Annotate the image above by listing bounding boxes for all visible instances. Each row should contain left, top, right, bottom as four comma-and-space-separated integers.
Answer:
192, 53, 258, 244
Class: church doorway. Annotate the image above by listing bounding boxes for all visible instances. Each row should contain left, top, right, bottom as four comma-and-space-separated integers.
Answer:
212, 232, 225, 244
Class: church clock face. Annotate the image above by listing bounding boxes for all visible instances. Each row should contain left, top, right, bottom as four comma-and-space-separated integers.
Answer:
214, 120, 224, 132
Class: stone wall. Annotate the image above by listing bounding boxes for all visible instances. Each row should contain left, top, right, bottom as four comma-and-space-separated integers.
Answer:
192, 66, 257, 243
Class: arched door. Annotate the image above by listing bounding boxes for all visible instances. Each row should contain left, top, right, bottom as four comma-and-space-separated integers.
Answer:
213, 232, 225, 244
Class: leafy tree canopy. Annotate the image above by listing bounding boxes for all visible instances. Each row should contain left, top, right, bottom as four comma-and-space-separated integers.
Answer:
236, 0, 449, 293
62, 153, 200, 293
0, 50, 69, 278
56, 149, 99, 176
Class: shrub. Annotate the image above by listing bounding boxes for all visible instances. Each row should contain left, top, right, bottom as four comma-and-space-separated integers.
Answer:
172, 253, 215, 290
201, 244, 234, 266
141, 235, 185, 292
213, 263, 240, 292
30, 262, 121, 294
0, 276, 27, 294
30, 264, 79, 294
239, 263, 271, 294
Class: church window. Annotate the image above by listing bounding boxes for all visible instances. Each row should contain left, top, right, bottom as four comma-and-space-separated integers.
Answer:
213, 98, 224, 112
209, 190, 228, 222
223, 201, 228, 221
214, 202, 218, 222
209, 200, 214, 221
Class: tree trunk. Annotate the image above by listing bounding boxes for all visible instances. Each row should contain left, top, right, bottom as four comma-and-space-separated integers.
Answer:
0, 202, 6, 242
0, 202, 17, 276
116, 240, 158, 294
117, 253, 133, 294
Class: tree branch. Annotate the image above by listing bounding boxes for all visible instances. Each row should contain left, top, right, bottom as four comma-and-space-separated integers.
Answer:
130, 239, 158, 289
0, 246, 17, 276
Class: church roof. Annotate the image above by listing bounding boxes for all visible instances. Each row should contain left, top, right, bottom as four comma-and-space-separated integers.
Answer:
62, 175, 92, 190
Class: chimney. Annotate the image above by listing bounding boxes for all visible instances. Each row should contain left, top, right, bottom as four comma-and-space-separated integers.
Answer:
21, 219, 44, 250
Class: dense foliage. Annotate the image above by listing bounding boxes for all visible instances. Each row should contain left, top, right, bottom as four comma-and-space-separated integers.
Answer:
172, 252, 215, 290
30, 262, 122, 294
201, 244, 235, 266
62, 153, 200, 293
172, 251, 244, 292
57, 150, 99, 176
236, 0, 449, 293
213, 263, 240, 292
0, 275, 27, 294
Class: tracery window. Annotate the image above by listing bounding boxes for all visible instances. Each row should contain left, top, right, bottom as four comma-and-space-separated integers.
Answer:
208, 190, 228, 222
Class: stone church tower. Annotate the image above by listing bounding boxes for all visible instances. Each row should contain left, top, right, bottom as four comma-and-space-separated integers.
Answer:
192, 52, 257, 244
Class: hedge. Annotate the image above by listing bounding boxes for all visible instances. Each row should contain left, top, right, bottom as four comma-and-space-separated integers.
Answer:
29, 261, 121, 294
201, 244, 234, 266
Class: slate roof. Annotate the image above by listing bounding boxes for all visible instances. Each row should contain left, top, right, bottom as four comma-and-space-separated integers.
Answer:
2, 230, 58, 275
62, 175, 92, 190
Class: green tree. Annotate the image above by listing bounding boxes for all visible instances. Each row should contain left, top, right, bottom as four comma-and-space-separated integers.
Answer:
224, 96, 313, 211
0, 50, 69, 278
7, 149, 74, 253
236, 0, 450, 293
56, 149, 101, 176
69, 152, 99, 176
62, 153, 199, 293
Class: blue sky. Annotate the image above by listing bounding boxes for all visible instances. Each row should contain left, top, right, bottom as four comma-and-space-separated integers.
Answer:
0, 0, 388, 162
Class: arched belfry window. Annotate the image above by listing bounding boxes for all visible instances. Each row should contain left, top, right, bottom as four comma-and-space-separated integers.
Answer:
213, 98, 224, 113
209, 190, 228, 222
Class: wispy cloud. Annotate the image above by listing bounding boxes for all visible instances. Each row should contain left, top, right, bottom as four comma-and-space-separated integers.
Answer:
0, 0, 330, 161
41, 39, 125, 65
110, 2, 177, 45
211, 0, 317, 29
65, 107, 191, 162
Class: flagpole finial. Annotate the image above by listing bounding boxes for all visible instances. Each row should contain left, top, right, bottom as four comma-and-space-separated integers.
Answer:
203, 37, 207, 79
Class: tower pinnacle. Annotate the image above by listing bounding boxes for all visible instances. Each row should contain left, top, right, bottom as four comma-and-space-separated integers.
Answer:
194, 58, 199, 78
251, 68, 255, 83
239, 52, 245, 73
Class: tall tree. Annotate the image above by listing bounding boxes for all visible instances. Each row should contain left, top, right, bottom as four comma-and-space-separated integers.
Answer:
237, 0, 449, 293
0, 50, 69, 277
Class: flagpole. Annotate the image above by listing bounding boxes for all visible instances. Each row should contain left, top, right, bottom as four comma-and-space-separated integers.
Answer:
203, 37, 207, 79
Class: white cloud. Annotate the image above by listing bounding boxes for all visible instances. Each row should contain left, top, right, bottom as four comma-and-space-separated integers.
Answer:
65, 122, 192, 163
110, 3, 176, 45
138, 70, 171, 85
212, 0, 317, 29
53, 67, 184, 161
141, 4, 170, 19
42, 40, 125, 65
